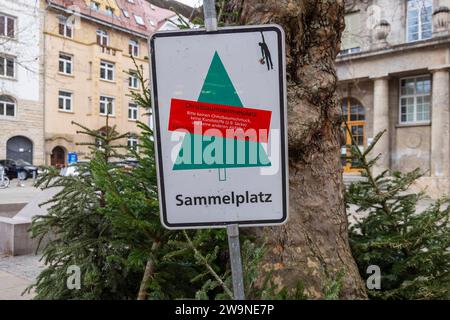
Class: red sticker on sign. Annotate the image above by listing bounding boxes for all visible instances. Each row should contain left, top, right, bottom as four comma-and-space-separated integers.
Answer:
168, 99, 272, 143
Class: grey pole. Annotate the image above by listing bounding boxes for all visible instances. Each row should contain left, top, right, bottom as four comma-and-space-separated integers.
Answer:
203, 0, 244, 300
203, 0, 218, 32
227, 224, 245, 300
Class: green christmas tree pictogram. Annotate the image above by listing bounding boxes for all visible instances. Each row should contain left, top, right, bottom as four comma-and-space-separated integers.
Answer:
173, 52, 271, 173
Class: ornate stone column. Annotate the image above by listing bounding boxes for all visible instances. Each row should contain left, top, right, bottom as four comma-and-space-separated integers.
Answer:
430, 68, 450, 178
372, 76, 390, 175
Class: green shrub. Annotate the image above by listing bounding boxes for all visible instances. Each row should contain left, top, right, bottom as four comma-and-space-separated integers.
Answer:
28, 63, 268, 300
346, 131, 450, 300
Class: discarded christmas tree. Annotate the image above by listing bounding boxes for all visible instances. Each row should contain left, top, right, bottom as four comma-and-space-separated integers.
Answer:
346, 130, 450, 300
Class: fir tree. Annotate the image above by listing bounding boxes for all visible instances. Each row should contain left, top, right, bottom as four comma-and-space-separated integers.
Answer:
346, 130, 450, 300
28, 59, 270, 300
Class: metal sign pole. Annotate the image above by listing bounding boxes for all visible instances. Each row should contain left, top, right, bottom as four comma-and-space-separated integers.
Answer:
203, 0, 218, 32
227, 224, 245, 300
203, 0, 245, 300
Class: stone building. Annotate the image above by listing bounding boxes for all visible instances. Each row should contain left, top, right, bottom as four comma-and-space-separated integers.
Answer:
42, 0, 176, 166
0, 0, 45, 165
337, 0, 450, 196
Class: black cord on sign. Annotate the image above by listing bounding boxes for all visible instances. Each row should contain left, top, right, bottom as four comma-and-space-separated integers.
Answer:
259, 32, 274, 71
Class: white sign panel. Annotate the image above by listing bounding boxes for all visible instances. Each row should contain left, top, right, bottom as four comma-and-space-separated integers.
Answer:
150, 25, 288, 229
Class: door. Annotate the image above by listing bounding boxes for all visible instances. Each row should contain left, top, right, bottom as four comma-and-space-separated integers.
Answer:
51, 146, 66, 168
341, 98, 366, 173
6, 136, 33, 164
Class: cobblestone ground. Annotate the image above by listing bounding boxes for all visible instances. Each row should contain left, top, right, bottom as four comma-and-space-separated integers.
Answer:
0, 254, 44, 300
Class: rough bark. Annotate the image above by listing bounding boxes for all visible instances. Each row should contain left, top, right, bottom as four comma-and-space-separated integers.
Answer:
226, 0, 367, 299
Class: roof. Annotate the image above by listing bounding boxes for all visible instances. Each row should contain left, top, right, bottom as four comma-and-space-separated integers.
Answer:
46, 0, 177, 37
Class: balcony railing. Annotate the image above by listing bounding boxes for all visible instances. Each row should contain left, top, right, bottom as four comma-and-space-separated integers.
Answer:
99, 46, 116, 56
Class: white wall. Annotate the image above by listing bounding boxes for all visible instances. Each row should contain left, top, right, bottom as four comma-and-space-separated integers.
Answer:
0, 0, 42, 102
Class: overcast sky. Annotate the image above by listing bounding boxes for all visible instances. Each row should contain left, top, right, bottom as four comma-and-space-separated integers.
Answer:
176, 0, 203, 8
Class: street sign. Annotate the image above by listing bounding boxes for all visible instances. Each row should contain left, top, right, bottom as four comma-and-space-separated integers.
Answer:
150, 25, 288, 229
68, 152, 78, 164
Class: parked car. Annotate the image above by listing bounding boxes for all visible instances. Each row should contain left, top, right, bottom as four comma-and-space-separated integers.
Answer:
0, 159, 39, 180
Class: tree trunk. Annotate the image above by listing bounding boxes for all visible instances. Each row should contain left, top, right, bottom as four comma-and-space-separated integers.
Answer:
226, 0, 367, 299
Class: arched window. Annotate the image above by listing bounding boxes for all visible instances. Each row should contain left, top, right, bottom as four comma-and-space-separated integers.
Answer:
6, 136, 32, 163
0, 95, 16, 117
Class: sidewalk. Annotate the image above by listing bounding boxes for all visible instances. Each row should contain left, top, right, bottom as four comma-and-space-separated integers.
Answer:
0, 254, 43, 300
0, 179, 41, 205
0, 270, 34, 300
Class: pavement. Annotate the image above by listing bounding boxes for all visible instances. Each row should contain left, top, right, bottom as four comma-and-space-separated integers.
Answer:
0, 179, 44, 300
0, 254, 43, 300
0, 179, 40, 205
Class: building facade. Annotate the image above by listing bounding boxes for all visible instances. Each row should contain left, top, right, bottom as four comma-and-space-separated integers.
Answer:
0, 0, 45, 165
42, 0, 176, 166
338, 0, 450, 196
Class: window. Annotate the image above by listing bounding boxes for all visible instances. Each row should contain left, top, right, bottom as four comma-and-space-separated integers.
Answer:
128, 103, 138, 120
122, 9, 130, 18
0, 55, 15, 78
96, 29, 109, 46
128, 39, 139, 57
128, 135, 138, 151
339, 47, 361, 56
105, 6, 114, 16
100, 61, 115, 81
0, 95, 15, 117
99, 96, 114, 115
95, 128, 107, 149
407, 0, 432, 42
340, 12, 361, 54
134, 15, 144, 26
59, 53, 73, 75
0, 14, 16, 38
90, 1, 100, 11
129, 71, 139, 89
58, 17, 73, 38
400, 76, 431, 123
58, 91, 72, 112
341, 97, 366, 171
342, 98, 365, 122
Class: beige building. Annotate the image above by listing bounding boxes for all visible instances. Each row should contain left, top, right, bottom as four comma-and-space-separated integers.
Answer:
338, 0, 450, 196
0, 0, 45, 165
42, 0, 175, 166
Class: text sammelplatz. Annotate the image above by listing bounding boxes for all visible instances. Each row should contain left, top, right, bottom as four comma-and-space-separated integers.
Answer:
175, 191, 273, 208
